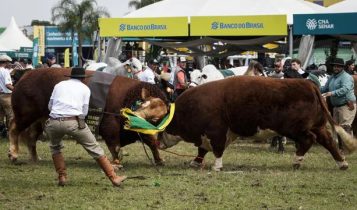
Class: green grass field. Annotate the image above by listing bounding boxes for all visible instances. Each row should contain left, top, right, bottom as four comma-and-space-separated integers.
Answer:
1, 138, 356, 210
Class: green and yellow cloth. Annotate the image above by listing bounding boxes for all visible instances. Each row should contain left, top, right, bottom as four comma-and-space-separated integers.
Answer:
120, 103, 175, 135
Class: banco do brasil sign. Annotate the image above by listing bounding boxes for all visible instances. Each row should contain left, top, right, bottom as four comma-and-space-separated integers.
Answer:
191, 15, 287, 36
99, 17, 188, 37
119, 23, 167, 31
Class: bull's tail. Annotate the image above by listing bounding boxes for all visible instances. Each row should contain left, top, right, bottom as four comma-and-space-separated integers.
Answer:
335, 125, 357, 153
314, 85, 357, 153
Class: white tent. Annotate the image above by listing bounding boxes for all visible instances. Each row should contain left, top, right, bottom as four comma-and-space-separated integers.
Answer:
124, 0, 326, 25
325, 0, 357, 13
0, 17, 32, 50
0, 43, 9, 51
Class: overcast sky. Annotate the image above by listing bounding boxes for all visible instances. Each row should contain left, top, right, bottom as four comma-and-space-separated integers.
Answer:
1, 0, 132, 27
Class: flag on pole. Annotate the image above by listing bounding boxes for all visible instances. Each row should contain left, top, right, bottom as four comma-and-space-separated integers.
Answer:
72, 35, 78, 66
32, 37, 39, 67
64, 48, 70, 67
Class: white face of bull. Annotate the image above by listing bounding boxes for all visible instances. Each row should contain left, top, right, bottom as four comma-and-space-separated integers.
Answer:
189, 70, 207, 87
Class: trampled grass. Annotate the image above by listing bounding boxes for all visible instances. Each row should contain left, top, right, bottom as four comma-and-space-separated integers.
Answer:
0, 138, 356, 210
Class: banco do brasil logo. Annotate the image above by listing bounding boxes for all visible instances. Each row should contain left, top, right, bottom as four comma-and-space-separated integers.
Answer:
306, 19, 317, 30
120, 24, 126, 31
211, 22, 219, 30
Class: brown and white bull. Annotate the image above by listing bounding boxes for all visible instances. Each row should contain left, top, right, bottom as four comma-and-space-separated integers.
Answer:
158, 76, 357, 171
8, 68, 169, 166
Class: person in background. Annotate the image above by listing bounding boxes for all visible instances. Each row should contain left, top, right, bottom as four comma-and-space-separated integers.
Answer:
18, 58, 27, 69
321, 58, 356, 137
44, 67, 126, 187
26, 58, 34, 69
45, 53, 57, 67
243, 60, 264, 76
161, 61, 171, 73
0, 55, 14, 131
285, 58, 320, 87
268, 59, 284, 79
345, 59, 355, 75
138, 59, 158, 85
172, 57, 188, 100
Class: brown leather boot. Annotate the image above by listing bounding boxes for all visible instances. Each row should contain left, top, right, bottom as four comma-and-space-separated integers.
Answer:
52, 153, 67, 186
96, 156, 127, 187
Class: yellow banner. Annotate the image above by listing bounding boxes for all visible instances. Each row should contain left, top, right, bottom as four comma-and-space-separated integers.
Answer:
64, 48, 70, 67
33, 26, 45, 56
99, 17, 188, 37
191, 15, 287, 36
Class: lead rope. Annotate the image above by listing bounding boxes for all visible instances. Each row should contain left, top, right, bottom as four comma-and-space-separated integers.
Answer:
137, 133, 163, 175
137, 132, 206, 172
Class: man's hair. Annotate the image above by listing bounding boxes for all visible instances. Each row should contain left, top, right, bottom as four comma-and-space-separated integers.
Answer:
291, 58, 301, 65
345, 59, 355, 67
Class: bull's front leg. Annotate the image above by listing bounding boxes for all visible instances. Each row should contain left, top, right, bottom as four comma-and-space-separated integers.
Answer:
190, 147, 208, 169
107, 142, 122, 166
293, 132, 315, 170
143, 134, 164, 166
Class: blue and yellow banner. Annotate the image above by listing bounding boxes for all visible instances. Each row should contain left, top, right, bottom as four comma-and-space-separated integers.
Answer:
294, 13, 357, 35
99, 17, 189, 37
33, 26, 45, 57
190, 15, 287, 36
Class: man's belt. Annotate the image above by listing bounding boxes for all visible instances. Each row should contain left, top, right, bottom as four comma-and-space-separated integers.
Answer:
50, 116, 77, 121
335, 101, 356, 108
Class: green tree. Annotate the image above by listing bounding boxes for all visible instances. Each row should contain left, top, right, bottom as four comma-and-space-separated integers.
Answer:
31, 20, 54, 26
128, 0, 162, 10
51, 0, 109, 66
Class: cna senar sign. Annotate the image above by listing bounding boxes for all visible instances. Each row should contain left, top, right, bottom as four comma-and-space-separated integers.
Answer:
190, 15, 287, 36
293, 13, 357, 35
99, 17, 189, 37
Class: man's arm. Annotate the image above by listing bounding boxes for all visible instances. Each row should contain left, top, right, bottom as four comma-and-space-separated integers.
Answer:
5, 84, 14, 91
79, 104, 88, 119
177, 71, 186, 86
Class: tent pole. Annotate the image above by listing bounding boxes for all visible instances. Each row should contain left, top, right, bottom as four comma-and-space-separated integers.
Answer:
289, 25, 293, 58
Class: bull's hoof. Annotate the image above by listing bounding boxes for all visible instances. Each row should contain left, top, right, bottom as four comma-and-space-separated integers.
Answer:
189, 160, 203, 168
292, 163, 301, 170
29, 157, 41, 163
155, 159, 165, 166
8, 153, 18, 163
337, 161, 349, 170
339, 165, 349, 170
211, 166, 223, 172
112, 164, 124, 171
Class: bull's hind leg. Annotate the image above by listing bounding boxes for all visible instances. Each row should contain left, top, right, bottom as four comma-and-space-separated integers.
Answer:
190, 147, 209, 168
293, 131, 315, 170
8, 120, 19, 162
22, 121, 44, 162
315, 128, 347, 170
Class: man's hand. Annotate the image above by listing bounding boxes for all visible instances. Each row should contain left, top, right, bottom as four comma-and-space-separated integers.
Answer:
322, 92, 332, 97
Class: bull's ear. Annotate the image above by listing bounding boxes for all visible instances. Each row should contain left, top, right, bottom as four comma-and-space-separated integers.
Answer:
202, 74, 207, 79
141, 88, 150, 100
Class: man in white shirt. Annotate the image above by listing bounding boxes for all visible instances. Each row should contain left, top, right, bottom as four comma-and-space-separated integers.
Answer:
44, 67, 126, 187
0, 55, 14, 130
138, 59, 158, 84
